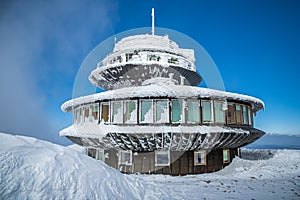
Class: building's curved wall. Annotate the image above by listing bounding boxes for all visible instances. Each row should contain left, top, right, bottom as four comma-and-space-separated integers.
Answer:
85, 147, 239, 175
72, 98, 254, 127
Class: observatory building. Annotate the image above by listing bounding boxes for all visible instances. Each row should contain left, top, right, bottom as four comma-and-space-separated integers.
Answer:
60, 14, 264, 175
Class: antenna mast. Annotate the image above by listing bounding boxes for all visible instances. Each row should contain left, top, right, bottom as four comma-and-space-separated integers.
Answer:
151, 8, 155, 35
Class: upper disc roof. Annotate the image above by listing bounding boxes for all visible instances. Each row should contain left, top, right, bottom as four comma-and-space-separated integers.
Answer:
89, 34, 202, 90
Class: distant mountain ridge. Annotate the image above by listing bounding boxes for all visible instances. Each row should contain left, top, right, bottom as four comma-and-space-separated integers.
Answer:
245, 134, 300, 149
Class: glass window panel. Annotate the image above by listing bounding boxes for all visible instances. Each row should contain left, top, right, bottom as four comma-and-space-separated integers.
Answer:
242, 105, 248, 125
155, 100, 169, 123
140, 100, 153, 123
101, 103, 110, 122
84, 107, 89, 119
96, 149, 104, 161
194, 150, 206, 165
227, 103, 236, 124
202, 101, 212, 123
119, 151, 132, 165
112, 101, 123, 123
125, 101, 137, 123
155, 151, 169, 166
236, 104, 243, 124
92, 104, 99, 121
171, 100, 183, 123
248, 107, 253, 125
223, 149, 230, 163
187, 99, 200, 123
214, 101, 225, 123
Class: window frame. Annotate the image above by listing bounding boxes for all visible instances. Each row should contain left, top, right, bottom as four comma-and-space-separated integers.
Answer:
111, 101, 123, 124
124, 100, 138, 124
154, 99, 169, 124
201, 100, 214, 124
194, 150, 207, 166
214, 100, 225, 124
139, 99, 154, 124
155, 150, 170, 166
186, 99, 201, 124
119, 150, 132, 166
96, 149, 105, 162
223, 149, 230, 163
171, 99, 184, 123
100, 102, 110, 123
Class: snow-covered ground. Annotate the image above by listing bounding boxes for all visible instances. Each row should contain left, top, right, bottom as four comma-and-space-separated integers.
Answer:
1, 132, 299, 199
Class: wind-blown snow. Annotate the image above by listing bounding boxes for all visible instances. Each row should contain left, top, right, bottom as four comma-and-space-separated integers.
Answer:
0, 133, 156, 199
1, 132, 299, 199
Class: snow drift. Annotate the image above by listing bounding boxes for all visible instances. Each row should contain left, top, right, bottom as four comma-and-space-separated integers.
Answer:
1, 132, 299, 199
0, 133, 155, 199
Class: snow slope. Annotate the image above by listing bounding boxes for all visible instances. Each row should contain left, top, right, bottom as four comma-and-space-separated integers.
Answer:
0, 133, 158, 199
1, 132, 299, 199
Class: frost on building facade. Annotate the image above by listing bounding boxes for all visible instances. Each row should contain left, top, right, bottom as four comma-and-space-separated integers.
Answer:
60, 32, 264, 175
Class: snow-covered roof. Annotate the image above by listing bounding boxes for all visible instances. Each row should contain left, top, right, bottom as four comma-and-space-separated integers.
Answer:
62, 80, 264, 112
59, 123, 251, 139
112, 34, 195, 62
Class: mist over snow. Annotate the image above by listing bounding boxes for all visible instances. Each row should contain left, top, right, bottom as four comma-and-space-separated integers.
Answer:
1, 132, 299, 199
0, 0, 117, 145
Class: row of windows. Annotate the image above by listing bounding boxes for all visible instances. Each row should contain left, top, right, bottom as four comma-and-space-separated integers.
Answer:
100, 50, 194, 71
88, 149, 231, 166
73, 99, 253, 126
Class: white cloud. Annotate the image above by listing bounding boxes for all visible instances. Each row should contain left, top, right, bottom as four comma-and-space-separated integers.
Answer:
0, 0, 117, 144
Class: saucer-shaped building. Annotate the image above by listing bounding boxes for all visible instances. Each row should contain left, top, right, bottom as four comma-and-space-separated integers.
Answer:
60, 33, 264, 175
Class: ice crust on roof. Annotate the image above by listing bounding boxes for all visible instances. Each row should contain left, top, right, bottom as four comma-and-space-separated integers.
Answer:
59, 122, 250, 138
62, 82, 264, 112
112, 34, 195, 62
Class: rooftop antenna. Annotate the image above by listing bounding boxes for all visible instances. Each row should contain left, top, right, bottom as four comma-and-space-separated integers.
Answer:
151, 8, 155, 35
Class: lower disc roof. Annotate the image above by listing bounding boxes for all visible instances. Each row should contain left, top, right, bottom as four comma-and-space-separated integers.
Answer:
62, 80, 264, 112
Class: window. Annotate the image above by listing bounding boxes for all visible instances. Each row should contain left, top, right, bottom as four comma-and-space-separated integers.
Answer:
92, 104, 99, 122
119, 151, 132, 165
124, 101, 137, 123
87, 148, 96, 158
202, 100, 213, 123
84, 106, 89, 121
171, 100, 183, 123
236, 104, 243, 124
73, 109, 77, 124
96, 149, 104, 161
187, 99, 200, 123
140, 100, 153, 123
223, 149, 230, 163
227, 103, 236, 124
242, 105, 248, 125
194, 150, 206, 165
112, 101, 123, 123
155, 151, 170, 166
248, 107, 253, 126
79, 107, 84, 123
101, 102, 110, 122
214, 101, 225, 123
155, 100, 169, 123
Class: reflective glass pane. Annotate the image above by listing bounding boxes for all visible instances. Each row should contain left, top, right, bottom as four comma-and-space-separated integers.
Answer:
156, 151, 169, 166
214, 101, 225, 123
155, 100, 168, 123
125, 101, 137, 123
202, 101, 212, 123
171, 100, 183, 123
242, 105, 248, 124
187, 99, 200, 123
140, 100, 153, 123
112, 101, 122, 123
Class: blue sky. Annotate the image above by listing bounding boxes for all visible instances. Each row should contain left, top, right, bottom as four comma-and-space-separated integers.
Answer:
0, 0, 299, 145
